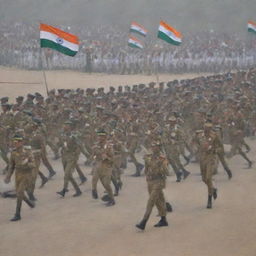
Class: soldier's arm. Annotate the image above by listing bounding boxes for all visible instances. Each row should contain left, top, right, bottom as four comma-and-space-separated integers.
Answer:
4, 152, 15, 183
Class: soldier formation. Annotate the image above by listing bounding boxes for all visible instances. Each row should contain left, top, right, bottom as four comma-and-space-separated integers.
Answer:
1, 68, 255, 230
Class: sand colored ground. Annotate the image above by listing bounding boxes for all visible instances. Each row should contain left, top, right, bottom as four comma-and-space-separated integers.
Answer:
0, 67, 205, 99
0, 68, 256, 256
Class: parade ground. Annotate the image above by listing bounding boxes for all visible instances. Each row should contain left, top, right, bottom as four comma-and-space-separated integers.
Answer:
0, 68, 256, 256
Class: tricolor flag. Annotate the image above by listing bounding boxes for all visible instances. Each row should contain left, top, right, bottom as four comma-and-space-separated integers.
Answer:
128, 36, 143, 49
40, 23, 79, 56
248, 20, 256, 34
157, 21, 182, 46
130, 22, 148, 37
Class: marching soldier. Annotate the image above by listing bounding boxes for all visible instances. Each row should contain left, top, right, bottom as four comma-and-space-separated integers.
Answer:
4, 135, 36, 221
136, 141, 169, 230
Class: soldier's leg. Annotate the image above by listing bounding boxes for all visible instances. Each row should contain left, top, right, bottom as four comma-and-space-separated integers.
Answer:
217, 152, 232, 179
143, 184, 159, 220
100, 173, 115, 205
91, 166, 99, 199
0, 147, 9, 173
238, 148, 252, 167
168, 157, 182, 182
41, 149, 56, 178
75, 164, 87, 184
242, 139, 250, 152
174, 155, 190, 180
47, 139, 60, 159
154, 189, 168, 227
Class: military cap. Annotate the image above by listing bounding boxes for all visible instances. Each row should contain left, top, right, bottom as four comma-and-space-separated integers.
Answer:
32, 118, 42, 125
168, 116, 177, 122
96, 105, 104, 110
16, 96, 24, 101
12, 134, 24, 141
64, 120, 73, 125
1, 97, 9, 103
151, 141, 162, 147
204, 122, 213, 128
96, 129, 107, 136
27, 94, 35, 99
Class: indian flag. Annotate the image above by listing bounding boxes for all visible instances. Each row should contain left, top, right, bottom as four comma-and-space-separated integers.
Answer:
248, 20, 256, 34
40, 24, 79, 56
128, 36, 143, 49
158, 21, 182, 46
130, 22, 148, 37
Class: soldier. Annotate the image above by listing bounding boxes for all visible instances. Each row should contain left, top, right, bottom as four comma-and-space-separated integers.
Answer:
4, 135, 35, 221
162, 116, 190, 182
91, 129, 115, 206
56, 120, 82, 198
25, 118, 49, 201
136, 141, 169, 231
195, 122, 220, 209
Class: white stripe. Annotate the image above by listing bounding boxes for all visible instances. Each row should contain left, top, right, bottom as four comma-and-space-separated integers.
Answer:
158, 25, 182, 43
131, 24, 147, 35
248, 23, 256, 31
40, 31, 79, 52
128, 38, 143, 48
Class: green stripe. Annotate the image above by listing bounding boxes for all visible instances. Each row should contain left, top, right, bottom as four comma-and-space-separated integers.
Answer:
157, 31, 181, 46
248, 28, 256, 34
40, 39, 77, 56
130, 28, 146, 37
128, 42, 142, 49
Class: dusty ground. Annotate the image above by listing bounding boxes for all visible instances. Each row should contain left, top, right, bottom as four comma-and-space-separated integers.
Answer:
0, 67, 205, 99
0, 68, 256, 256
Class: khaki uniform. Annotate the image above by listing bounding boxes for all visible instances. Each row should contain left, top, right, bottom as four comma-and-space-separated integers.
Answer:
92, 141, 114, 201
196, 130, 221, 195
143, 153, 168, 220
60, 131, 82, 193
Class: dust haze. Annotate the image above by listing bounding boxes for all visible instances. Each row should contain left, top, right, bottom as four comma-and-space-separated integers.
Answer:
0, 0, 255, 33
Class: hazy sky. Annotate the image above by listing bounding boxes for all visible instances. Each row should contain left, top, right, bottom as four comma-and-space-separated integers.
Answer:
0, 0, 255, 33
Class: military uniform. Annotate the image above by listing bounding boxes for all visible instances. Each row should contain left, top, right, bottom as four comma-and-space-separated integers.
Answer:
136, 142, 169, 230
91, 130, 115, 206
57, 122, 82, 197
5, 135, 35, 221
195, 123, 220, 208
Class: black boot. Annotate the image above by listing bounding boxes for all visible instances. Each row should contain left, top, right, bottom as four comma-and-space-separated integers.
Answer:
225, 168, 232, 179
213, 188, 218, 200
182, 169, 191, 180
24, 197, 35, 208
166, 202, 173, 212
48, 170, 56, 179
183, 155, 190, 166
176, 171, 182, 182
73, 190, 82, 197
10, 214, 21, 222
39, 175, 48, 188
79, 176, 87, 185
132, 163, 144, 176
56, 188, 67, 197
207, 195, 212, 209
102, 194, 111, 202
28, 193, 37, 202
92, 189, 98, 199
136, 218, 148, 230
11, 199, 22, 221
105, 199, 115, 207
154, 216, 168, 227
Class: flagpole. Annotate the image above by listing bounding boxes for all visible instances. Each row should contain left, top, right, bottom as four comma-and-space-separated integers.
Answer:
43, 69, 49, 96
